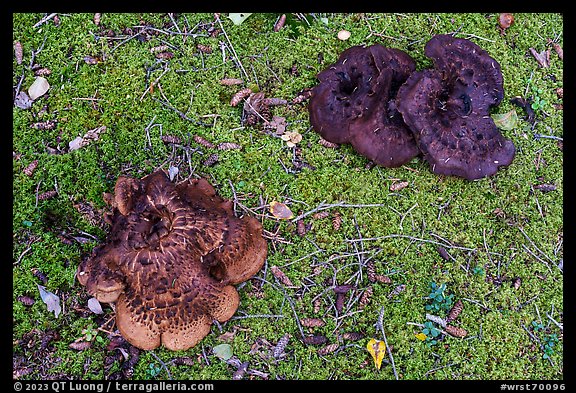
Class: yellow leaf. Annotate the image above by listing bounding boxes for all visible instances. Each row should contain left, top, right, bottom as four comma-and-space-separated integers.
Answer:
415, 332, 427, 341
366, 338, 386, 370
269, 201, 294, 220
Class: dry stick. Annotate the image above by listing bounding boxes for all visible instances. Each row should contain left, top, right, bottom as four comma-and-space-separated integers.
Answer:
110, 32, 142, 53
251, 276, 306, 339
33, 13, 58, 28
423, 362, 458, 378
150, 351, 172, 379
168, 13, 181, 34
139, 66, 170, 101
291, 202, 389, 223
215, 15, 250, 81
521, 244, 553, 274
377, 306, 398, 380
546, 313, 563, 331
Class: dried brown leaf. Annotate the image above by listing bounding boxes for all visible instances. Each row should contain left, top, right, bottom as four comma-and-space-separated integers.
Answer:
23, 160, 38, 177
529, 48, 550, 68
69, 126, 107, 151
301, 318, 326, 328
14, 91, 33, 110
93, 13, 101, 25
217, 331, 236, 342
548, 39, 563, 60
14, 41, 23, 65
437, 246, 452, 261
445, 325, 467, 338
270, 265, 294, 287
269, 201, 294, 220
317, 343, 339, 356
231, 88, 252, 106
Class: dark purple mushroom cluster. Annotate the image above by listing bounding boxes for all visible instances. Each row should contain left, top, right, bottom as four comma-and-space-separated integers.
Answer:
308, 34, 515, 180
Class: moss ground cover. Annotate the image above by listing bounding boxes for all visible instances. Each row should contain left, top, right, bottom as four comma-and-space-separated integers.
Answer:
13, 13, 563, 380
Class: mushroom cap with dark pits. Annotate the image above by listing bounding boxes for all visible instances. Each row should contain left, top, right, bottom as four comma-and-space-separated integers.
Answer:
397, 34, 515, 180
308, 44, 420, 167
76, 170, 267, 351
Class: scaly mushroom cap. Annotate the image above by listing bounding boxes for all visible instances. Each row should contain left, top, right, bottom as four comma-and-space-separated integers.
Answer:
76, 170, 267, 351
308, 44, 420, 167
397, 34, 515, 180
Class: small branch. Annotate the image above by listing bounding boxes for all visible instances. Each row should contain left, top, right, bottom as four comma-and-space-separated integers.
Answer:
546, 313, 563, 331
33, 13, 57, 28
376, 306, 398, 380
150, 351, 172, 379
291, 201, 388, 223
215, 15, 249, 81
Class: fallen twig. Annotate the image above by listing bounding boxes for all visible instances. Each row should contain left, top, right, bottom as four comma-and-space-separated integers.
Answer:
376, 306, 398, 380
291, 201, 388, 223
215, 15, 249, 81
33, 13, 58, 28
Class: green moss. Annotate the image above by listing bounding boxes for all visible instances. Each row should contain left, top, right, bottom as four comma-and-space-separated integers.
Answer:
13, 13, 562, 380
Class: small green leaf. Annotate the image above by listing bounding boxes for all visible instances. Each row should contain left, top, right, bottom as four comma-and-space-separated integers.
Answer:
492, 109, 519, 131
213, 343, 233, 360
228, 13, 253, 25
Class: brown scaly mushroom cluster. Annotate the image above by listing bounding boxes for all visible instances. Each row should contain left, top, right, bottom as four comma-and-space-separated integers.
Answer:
308, 34, 516, 180
77, 170, 267, 351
